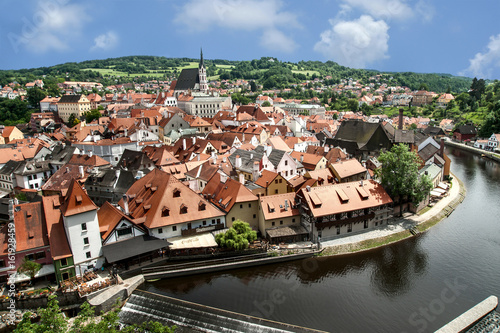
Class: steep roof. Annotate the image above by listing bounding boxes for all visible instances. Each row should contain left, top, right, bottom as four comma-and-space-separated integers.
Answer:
58, 94, 83, 103
42, 196, 72, 260
185, 162, 218, 182
228, 147, 265, 173
119, 168, 223, 229
175, 68, 199, 91
13, 202, 50, 252
60, 178, 97, 217
418, 143, 439, 162
267, 149, 287, 168
97, 201, 141, 241
255, 170, 279, 188
454, 125, 477, 135
202, 173, 258, 212
299, 180, 392, 218
68, 154, 110, 167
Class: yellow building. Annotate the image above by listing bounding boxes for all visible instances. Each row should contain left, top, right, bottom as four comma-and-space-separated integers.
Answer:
255, 170, 288, 196
57, 95, 91, 123
0, 125, 24, 144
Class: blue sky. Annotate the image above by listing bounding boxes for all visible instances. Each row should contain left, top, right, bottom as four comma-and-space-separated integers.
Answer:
1, 0, 500, 79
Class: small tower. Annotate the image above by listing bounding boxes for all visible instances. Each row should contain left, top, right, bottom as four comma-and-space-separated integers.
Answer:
198, 48, 208, 93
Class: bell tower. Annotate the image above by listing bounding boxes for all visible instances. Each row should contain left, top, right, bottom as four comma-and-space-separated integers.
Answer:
198, 48, 208, 93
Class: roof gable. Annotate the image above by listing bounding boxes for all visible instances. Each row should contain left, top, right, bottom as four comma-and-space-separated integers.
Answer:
60, 178, 97, 217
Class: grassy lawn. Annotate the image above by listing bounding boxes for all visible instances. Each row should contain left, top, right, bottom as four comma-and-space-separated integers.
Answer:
292, 70, 320, 76
216, 64, 235, 69
176, 62, 199, 70
82, 68, 170, 78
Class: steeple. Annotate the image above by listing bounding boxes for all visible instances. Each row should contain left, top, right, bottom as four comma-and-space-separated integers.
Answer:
199, 48, 204, 69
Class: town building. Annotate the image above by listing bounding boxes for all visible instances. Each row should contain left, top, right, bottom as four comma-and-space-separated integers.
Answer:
57, 95, 91, 123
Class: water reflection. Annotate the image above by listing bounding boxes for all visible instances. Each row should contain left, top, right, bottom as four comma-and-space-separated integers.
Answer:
370, 236, 427, 297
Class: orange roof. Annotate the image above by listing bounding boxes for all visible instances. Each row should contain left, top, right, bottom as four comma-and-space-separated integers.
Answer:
42, 196, 72, 260
120, 169, 224, 229
60, 179, 97, 217
13, 202, 50, 252
68, 154, 110, 167
202, 173, 258, 212
330, 159, 367, 179
259, 193, 300, 220
299, 180, 392, 218
255, 170, 279, 188
1, 126, 16, 138
42, 164, 89, 196
97, 201, 141, 241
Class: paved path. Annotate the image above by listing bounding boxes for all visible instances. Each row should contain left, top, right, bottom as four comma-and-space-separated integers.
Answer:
321, 174, 462, 249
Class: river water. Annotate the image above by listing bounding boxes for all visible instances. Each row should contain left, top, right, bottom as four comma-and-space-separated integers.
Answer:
144, 147, 500, 332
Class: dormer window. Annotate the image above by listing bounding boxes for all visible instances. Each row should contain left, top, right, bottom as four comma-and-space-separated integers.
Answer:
76, 195, 82, 204
198, 201, 206, 211
180, 204, 188, 214
162, 206, 170, 217
173, 188, 180, 197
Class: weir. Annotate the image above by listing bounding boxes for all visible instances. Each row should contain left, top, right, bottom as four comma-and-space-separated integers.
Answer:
119, 289, 327, 333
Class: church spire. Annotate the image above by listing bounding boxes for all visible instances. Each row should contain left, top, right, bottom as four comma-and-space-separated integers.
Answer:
199, 48, 204, 69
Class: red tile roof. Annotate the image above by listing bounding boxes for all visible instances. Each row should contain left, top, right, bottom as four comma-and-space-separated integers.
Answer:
42, 196, 72, 260
60, 178, 97, 217
13, 202, 50, 252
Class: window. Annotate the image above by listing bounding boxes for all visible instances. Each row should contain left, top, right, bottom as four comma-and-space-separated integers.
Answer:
272, 222, 275, 226
240, 204, 243, 209
203, 220, 207, 225
217, 218, 220, 223
364, 221, 369, 229
117, 228, 132, 237
83, 237, 89, 245
25, 254, 34, 261
86, 251, 91, 259
292, 218, 295, 223
337, 227, 340, 235
280, 220, 283, 225
253, 214, 256, 219
158, 228, 163, 234
0, 260, 5, 268
172, 226, 177, 231
275, 179, 278, 184
285, 160, 288, 166
275, 189, 278, 194
81, 223, 87, 231
279, 179, 282, 183
347, 224, 352, 232
232, 217, 235, 221
60, 258, 68, 267
62, 272, 70, 281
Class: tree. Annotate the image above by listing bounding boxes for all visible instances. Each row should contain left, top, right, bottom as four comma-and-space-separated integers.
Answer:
261, 101, 271, 107
418, 83, 429, 91
14, 295, 176, 333
84, 108, 102, 123
347, 99, 358, 112
376, 143, 433, 209
67, 114, 80, 127
215, 220, 257, 250
469, 77, 486, 101
250, 81, 257, 92
26, 87, 47, 109
17, 258, 41, 280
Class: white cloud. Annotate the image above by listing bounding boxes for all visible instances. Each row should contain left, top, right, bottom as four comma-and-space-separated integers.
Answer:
460, 34, 500, 79
8, 0, 89, 53
415, 0, 435, 23
91, 31, 119, 51
314, 15, 389, 68
340, 0, 413, 21
260, 29, 297, 53
174, 0, 299, 52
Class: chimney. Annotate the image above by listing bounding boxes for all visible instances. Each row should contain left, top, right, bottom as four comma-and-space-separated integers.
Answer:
239, 173, 245, 185
89, 151, 93, 157
79, 165, 84, 178
250, 153, 254, 160
192, 137, 196, 145
183, 139, 187, 151
300, 155, 304, 163
399, 108, 404, 130
440, 138, 445, 157
66, 167, 70, 174
122, 194, 129, 215
235, 155, 242, 168
124, 128, 128, 137
253, 161, 260, 180
324, 145, 329, 153
136, 170, 144, 179
115, 169, 120, 179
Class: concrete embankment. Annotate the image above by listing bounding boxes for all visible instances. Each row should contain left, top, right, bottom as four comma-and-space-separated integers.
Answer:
143, 251, 319, 280
445, 140, 500, 163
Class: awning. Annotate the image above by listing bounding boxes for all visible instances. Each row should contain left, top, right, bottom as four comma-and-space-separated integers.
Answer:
438, 182, 449, 190
430, 190, 444, 197
102, 235, 169, 263
168, 233, 218, 250
8, 264, 55, 284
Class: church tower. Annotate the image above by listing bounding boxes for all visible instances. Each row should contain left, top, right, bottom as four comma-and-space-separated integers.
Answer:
198, 48, 208, 93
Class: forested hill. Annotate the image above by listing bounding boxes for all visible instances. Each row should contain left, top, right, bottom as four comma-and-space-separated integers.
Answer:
0, 56, 472, 94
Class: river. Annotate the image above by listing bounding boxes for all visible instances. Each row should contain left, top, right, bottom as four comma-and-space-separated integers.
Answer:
143, 147, 500, 333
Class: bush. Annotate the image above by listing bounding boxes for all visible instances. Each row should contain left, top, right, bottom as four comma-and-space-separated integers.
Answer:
216, 220, 257, 250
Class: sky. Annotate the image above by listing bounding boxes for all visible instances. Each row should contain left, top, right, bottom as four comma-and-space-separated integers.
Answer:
1, 0, 500, 80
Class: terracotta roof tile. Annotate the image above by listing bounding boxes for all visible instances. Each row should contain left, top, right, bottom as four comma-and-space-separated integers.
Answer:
42, 196, 72, 260
60, 178, 97, 217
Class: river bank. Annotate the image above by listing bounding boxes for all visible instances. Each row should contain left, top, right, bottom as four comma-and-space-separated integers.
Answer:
318, 172, 466, 257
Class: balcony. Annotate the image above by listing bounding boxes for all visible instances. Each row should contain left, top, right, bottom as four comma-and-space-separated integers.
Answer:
314, 212, 376, 230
